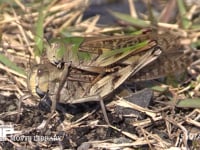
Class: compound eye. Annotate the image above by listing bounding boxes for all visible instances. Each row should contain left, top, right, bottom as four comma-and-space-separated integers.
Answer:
37, 68, 45, 77
37, 69, 43, 76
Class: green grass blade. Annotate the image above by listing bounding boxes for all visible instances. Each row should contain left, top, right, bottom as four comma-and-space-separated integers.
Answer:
0, 53, 26, 76
0, 0, 15, 5
177, 0, 191, 29
151, 85, 168, 92
191, 40, 200, 49
109, 10, 150, 28
191, 24, 200, 30
34, 7, 45, 56
176, 98, 200, 108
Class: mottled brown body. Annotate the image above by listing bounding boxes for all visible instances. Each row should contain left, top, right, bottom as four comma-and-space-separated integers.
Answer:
132, 48, 193, 81
28, 30, 193, 105
29, 46, 161, 104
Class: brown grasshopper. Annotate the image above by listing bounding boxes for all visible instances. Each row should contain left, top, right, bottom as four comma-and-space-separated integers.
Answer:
28, 47, 161, 124
46, 29, 160, 70
27, 30, 192, 124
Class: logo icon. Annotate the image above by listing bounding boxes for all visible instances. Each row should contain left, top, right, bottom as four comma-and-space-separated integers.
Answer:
0, 125, 21, 141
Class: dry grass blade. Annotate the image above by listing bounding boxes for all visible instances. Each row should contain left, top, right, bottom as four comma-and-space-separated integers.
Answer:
115, 96, 157, 118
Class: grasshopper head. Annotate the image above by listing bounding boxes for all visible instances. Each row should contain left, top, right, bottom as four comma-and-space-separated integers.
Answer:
27, 64, 49, 99
46, 42, 64, 68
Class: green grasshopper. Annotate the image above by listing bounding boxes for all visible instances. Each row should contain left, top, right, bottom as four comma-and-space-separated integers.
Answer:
27, 30, 192, 124
46, 29, 158, 70
28, 46, 161, 123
